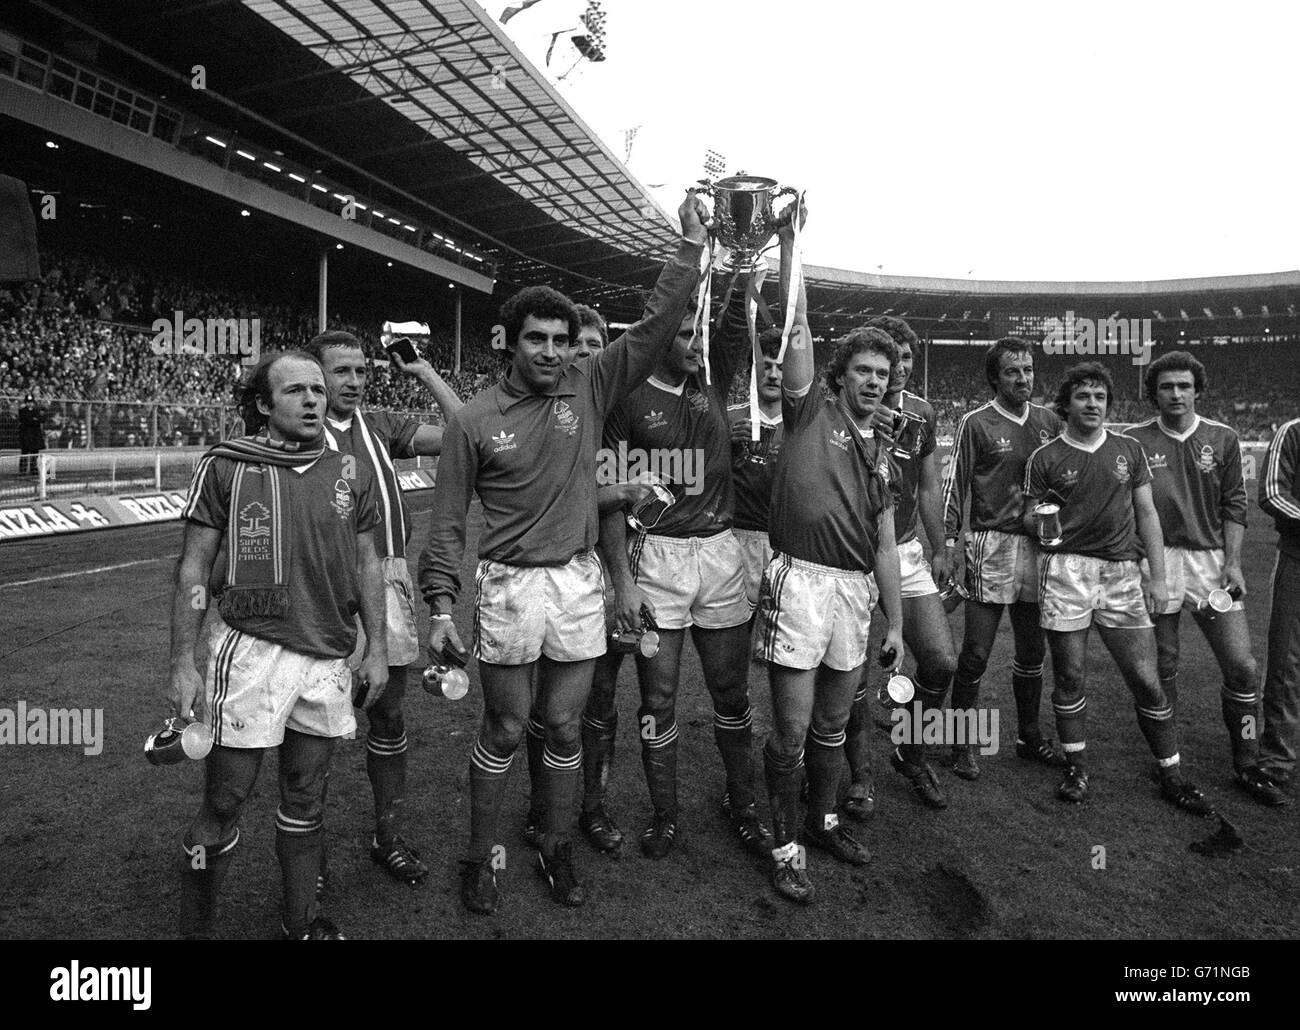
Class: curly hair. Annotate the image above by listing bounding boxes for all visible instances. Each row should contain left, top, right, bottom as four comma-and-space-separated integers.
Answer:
498, 286, 580, 359
985, 337, 1035, 392
235, 350, 321, 435
860, 315, 919, 357
758, 326, 784, 361
1052, 361, 1114, 421
1143, 349, 1207, 405
574, 304, 608, 348
824, 327, 899, 396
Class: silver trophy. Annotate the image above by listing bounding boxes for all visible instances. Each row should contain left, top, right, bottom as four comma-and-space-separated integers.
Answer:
1032, 502, 1063, 547
691, 175, 798, 273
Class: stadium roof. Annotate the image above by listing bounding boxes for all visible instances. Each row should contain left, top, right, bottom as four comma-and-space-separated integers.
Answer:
10, 0, 1300, 338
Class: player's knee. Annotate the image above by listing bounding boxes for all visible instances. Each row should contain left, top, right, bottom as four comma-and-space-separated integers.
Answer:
768, 723, 807, 762
956, 644, 990, 682
1224, 655, 1258, 696
918, 644, 958, 683
1051, 669, 1085, 703
279, 761, 329, 822
366, 703, 405, 742
482, 715, 525, 755
543, 714, 581, 751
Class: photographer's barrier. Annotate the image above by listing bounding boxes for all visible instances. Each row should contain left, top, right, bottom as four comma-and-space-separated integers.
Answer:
0, 440, 1273, 542
0, 462, 437, 541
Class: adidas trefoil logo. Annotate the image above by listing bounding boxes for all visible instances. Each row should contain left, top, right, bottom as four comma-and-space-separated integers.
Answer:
830, 429, 851, 452
491, 430, 517, 454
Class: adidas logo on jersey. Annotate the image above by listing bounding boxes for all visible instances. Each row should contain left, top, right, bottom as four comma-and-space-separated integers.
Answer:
1061, 467, 1079, 486
1148, 452, 1168, 469
491, 430, 517, 453
994, 436, 1013, 453
830, 429, 851, 452
643, 409, 667, 429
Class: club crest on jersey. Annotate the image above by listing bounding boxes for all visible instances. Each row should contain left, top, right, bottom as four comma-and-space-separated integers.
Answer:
331, 478, 353, 520
1039, 428, 1051, 445
1148, 452, 1168, 470
491, 430, 517, 454
829, 429, 851, 452
994, 436, 1013, 454
686, 389, 710, 414
552, 400, 579, 436
1196, 444, 1217, 473
1113, 454, 1130, 483
643, 409, 668, 430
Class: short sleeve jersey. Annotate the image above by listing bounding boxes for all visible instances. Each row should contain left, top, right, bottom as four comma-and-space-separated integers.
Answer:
769, 387, 897, 572
1023, 430, 1152, 561
885, 390, 937, 545
324, 410, 421, 558
183, 451, 382, 658
602, 320, 747, 539
944, 400, 1062, 538
728, 403, 784, 532
1127, 415, 1246, 550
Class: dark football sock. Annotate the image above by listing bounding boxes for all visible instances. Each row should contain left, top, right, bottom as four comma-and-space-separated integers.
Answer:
524, 716, 546, 823
275, 809, 324, 938
365, 730, 407, 845
1135, 701, 1179, 764
1220, 684, 1260, 772
713, 705, 756, 809
580, 712, 617, 813
468, 739, 515, 862
1012, 660, 1045, 739
639, 714, 679, 821
763, 741, 804, 848
804, 727, 846, 828
179, 830, 238, 940
1053, 695, 1088, 762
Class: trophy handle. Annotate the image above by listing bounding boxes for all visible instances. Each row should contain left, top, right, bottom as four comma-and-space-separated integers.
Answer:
770, 186, 801, 231
689, 179, 716, 197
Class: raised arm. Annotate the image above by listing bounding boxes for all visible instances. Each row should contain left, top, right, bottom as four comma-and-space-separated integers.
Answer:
777, 198, 814, 399
590, 194, 709, 414
389, 352, 465, 456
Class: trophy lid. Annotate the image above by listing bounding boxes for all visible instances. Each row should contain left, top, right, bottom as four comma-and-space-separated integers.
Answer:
713, 175, 778, 192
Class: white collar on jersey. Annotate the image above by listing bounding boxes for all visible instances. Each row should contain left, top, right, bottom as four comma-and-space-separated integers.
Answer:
759, 409, 782, 427
991, 398, 1030, 426
326, 415, 354, 432
647, 375, 685, 396
1060, 427, 1108, 453
1154, 414, 1201, 442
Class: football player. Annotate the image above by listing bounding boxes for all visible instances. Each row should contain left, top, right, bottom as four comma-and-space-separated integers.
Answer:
846, 316, 956, 811
938, 338, 1065, 780
169, 350, 387, 939
1022, 361, 1211, 812
729, 327, 785, 613
1257, 416, 1300, 797
585, 258, 779, 863
754, 260, 905, 901
305, 330, 463, 885
418, 195, 707, 914
1128, 351, 1284, 806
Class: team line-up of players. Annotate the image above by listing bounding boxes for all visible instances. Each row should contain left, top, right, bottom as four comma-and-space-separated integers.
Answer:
163, 196, 1300, 937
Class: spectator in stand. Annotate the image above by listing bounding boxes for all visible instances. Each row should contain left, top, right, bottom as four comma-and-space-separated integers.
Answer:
18, 394, 44, 475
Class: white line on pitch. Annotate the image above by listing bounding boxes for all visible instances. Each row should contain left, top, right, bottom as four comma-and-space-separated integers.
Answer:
1, 557, 170, 590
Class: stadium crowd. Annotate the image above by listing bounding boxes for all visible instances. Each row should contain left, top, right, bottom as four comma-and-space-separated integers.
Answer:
2, 248, 1298, 453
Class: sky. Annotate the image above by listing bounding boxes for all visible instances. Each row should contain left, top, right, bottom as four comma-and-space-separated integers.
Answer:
492, 0, 1297, 282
